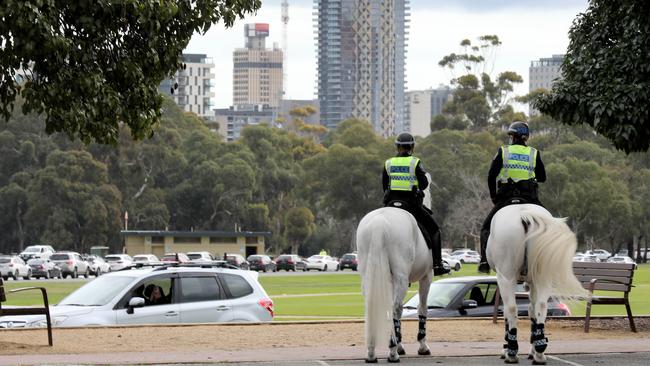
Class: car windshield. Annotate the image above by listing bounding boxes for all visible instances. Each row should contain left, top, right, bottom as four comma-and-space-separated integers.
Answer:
277, 256, 291, 260
22, 246, 41, 253
187, 254, 202, 260
450, 251, 465, 256
59, 276, 134, 306
403, 282, 466, 309
342, 255, 355, 260
27, 259, 44, 265
0, 257, 11, 263
50, 254, 70, 260
105, 256, 122, 262
309, 256, 323, 260
133, 256, 149, 261
248, 256, 263, 260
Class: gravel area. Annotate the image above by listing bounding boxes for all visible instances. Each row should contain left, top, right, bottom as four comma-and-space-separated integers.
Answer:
0, 318, 648, 356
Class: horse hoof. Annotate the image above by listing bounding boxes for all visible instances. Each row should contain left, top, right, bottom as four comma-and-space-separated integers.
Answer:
418, 349, 431, 356
504, 356, 519, 364
532, 360, 546, 365
397, 348, 406, 356
365, 358, 378, 363
528, 353, 534, 360
388, 357, 401, 363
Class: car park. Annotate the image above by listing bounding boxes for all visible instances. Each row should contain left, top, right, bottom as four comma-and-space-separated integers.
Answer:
402, 276, 570, 318
606, 255, 637, 269
304, 255, 339, 271
187, 251, 215, 263
224, 254, 250, 270
585, 249, 611, 261
442, 253, 462, 271
26, 258, 62, 279
0, 265, 274, 328
449, 249, 481, 264
49, 252, 90, 278
338, 253, 358, 271
247, 255, 277, 272
0, 255, 32, 280
85, 256, 111, 276
161, 253, 191, 263
133, 254, 159, 265
18, 245, 55, 262
573, 253, 599, 263
275, 254, 306, 271
105, 254, 134, 271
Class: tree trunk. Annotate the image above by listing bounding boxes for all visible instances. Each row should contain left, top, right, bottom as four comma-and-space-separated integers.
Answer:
16, 204, 25, 251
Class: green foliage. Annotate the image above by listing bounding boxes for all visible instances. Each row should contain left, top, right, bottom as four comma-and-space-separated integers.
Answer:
535, 0, 650, 153
283, 207, 315, 254
0, 0, 261, 144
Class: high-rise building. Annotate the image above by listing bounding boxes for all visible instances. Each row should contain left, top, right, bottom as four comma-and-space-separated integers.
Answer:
529, 54, 564, 115
160, 53, 215, 118
214, 105, 276, 142
233, 23, 284, 108
404, 85, 452, 137
315, 0, 409, 136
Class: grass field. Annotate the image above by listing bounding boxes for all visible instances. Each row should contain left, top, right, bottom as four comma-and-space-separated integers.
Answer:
3, 263, 648, 319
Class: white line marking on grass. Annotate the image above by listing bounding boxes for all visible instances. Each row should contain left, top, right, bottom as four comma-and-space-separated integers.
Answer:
547, 355, 585, 366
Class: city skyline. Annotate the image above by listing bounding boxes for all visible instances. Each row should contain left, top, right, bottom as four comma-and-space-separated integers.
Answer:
186, 0, 587, 112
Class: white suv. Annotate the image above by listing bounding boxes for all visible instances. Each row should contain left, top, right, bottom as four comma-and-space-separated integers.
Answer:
450, 249, 481, 264
187, 251, 215, 263
0, 266, 274, 328
19, 245, 55, 262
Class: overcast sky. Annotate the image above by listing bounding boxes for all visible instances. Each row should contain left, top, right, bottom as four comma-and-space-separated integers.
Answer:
186, 0, 588, 109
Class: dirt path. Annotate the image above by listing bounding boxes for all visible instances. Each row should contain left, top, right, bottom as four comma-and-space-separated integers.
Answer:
0, 318, 648, 356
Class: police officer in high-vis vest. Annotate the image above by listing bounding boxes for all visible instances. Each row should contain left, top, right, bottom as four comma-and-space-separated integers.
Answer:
478, 121, 546, 273
382, 132, 450, 276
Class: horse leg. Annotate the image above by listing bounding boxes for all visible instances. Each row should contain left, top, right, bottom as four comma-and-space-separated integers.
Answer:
416, 272, 432, 356
529, 285, 549, 365
388, 274, 409, 363
497, 275, 519, 364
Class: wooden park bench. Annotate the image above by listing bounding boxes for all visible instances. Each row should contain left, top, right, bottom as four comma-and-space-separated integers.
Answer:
0, 277, 53, 346
492, 262, 636, 333
573, 261, 636, 333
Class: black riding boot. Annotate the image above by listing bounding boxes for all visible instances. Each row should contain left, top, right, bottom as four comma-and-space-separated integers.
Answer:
478, 228, 491, 274
431, 230, 450, 276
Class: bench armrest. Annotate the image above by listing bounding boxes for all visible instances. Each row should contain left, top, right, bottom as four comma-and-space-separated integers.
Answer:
587, 278, 629, 293
8, 287, 51, 307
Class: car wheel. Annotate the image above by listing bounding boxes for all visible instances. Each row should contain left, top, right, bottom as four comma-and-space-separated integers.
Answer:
73, 268, 78, 278
24, 270, 31, 280
263, 266, 267, 273
84, 268, 90, 278
45, 270, 51, 279
322, 265, 327, 272
2, 276, 7, 281
12, 270, 19, 280
302, 268, 307, 272
460, 259, 465, 264
96, 268, 101, 277
353, 266, 357, 271
455, 263, 461, 271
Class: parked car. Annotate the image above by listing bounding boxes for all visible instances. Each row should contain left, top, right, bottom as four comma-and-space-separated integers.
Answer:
105, 254, 134, 271
26, 258, 62, 279
0, 266, 274, 328
247, 255, 277, 272
187, 251, 215, 263
132, 254, 160, 265
573, 253, 599, 263
442, 253, 462, 272
275, 254, 306, 271
0, 255, 32, 280
224, 254, 250, 270
585, 249, 611, 261
402, 276, 570, 318
606, 255, 637, 269
49, 252, 90, 278
449, 249, 481, 264
19, 245, 55, 262
85, 255, 111, 276
616, 249, 629, 257
304, 255, 340, 271
161, 253, 191, 263
338, 253, 359, 271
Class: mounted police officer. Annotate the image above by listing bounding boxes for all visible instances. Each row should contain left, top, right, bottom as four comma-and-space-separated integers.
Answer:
478, 121, 547, 273
383, 132, 450, 276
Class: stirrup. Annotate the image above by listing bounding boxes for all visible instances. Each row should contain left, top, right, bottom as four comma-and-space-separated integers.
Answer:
478, 262, 491, 274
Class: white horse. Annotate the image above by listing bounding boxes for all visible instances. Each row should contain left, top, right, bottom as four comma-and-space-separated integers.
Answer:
488, 204, 588, 364
356, 181, 435, 363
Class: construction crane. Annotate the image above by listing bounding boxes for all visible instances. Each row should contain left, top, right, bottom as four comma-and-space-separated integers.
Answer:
281, 0, 289, 98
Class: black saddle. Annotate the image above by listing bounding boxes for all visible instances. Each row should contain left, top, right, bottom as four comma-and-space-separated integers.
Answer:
386, 200, 433, 250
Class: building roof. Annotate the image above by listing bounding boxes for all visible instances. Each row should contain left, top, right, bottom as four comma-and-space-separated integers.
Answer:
120, 230, 272, 238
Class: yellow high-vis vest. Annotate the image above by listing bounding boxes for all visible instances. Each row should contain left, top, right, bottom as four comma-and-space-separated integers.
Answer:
497, 145, 537, 183
385, 156, 420, 191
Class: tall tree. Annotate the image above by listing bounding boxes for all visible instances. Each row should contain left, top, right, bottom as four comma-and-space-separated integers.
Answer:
0, 0, 261, 144
284, 207, 315, 254
534, 0, 650, 153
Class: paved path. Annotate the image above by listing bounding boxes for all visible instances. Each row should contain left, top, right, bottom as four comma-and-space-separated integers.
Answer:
1, 338, 647, 365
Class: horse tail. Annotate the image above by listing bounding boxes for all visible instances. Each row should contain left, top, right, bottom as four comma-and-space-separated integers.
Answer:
358, 216, 393, 351
521, 210, 588, 300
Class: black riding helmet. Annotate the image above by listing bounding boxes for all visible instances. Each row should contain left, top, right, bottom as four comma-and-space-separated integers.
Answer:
507, 121, 530, 139
395, 132, 415, 149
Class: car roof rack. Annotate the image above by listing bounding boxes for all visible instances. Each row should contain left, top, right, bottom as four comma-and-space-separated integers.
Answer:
117, 260, 240, 272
